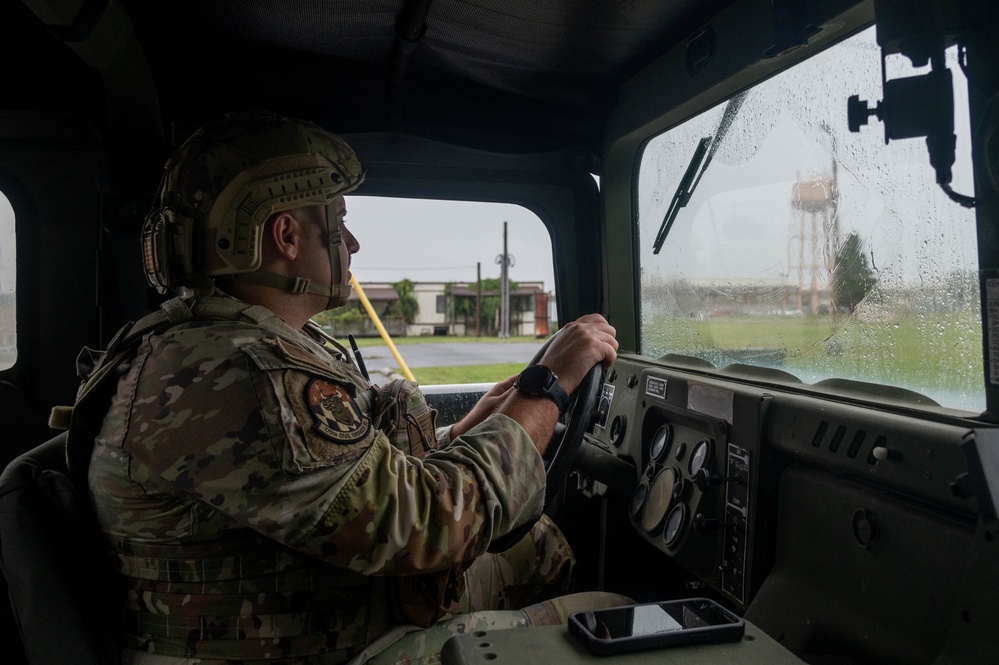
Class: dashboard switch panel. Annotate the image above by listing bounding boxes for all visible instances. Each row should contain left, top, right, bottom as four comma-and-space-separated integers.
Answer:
722, 443, 751, 603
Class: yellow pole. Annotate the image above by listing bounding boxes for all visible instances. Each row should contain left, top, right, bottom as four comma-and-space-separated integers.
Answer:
350, 275, 416, 382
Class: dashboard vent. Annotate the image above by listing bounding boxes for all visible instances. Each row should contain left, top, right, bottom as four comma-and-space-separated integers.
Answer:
811, 420, 879, 465
847, 430, 867, 458
828, 425, 846, 453
811, 421, 828, 447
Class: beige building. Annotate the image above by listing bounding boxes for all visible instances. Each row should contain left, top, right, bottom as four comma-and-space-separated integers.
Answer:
342, 281, 552, 338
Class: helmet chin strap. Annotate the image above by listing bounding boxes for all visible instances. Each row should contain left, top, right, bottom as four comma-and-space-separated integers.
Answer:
227, 201, 350, 310
227, 271, 349, 307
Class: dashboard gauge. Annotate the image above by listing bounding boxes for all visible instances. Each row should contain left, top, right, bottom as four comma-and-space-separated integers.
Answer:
689, 439, 714, 476
664, 503, 687, 547
673, 441, 686, 461
672, 477, 687, 502
610, 414, 627, 447
629, 482, 649, 521
596, 387, 612, 429
641, 467, 678, 534
649, 424, 672, 462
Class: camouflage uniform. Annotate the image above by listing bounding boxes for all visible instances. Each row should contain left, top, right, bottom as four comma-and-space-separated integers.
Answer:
89, 293, 571, 664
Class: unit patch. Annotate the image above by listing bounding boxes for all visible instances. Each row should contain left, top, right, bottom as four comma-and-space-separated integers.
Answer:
306, 378, 371, 444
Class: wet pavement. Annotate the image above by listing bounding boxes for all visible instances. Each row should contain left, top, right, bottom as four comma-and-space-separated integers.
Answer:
355, 340, 546, 374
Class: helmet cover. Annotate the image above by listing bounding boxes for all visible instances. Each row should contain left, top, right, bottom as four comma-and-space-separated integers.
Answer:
142, 110, 365, 296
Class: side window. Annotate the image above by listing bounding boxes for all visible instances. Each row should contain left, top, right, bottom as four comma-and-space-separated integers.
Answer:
325, 195, 556, 385
0, 190, 14, 370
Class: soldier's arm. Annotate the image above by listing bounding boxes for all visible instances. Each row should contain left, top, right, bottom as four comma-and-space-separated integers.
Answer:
451, 314, 618, 455
126, 336, 544, 575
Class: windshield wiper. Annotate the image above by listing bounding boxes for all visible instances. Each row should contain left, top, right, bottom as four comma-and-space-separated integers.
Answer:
651, 91, 748, 255
652, 136, 712, 254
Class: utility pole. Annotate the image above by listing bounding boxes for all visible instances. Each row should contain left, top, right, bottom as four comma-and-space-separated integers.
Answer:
495, 222, 514, 338
494, 222, 515, 338
476, 262, 481, 337
502, 222, 509, 338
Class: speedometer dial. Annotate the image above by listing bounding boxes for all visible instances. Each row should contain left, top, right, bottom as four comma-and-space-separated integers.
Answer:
689, 439, 713, 476
641, 467, 678, 534
649, 424, 672, 462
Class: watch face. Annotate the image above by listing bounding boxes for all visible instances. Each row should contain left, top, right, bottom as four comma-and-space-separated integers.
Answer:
517, 365, 553, 395
517, 365, 570, 412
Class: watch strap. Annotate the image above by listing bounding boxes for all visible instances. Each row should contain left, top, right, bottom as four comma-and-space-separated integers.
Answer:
516, 365, 571, 413
544, 378, 571, 413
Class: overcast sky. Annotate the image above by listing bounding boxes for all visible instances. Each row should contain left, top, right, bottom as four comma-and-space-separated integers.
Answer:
344, 194, 556, 292
0, 193, 13, 296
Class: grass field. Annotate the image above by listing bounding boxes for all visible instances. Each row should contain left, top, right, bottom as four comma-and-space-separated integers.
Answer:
643, 311, 984, 408
359, 312, 985, 409
407, 363, 525, 384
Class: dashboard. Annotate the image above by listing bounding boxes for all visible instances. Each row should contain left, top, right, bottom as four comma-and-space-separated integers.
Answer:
579, 353, 985, 662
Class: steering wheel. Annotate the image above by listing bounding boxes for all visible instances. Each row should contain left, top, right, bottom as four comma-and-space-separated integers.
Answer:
487, 333, 604, 553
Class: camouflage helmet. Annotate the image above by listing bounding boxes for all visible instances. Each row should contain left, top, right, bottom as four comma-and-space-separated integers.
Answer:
142, 110, 365, 296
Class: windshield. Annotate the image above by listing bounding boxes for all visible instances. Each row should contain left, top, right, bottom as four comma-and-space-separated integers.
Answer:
637, 26, 981, 412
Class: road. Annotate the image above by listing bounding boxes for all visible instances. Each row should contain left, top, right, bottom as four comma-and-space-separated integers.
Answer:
356, 341, 546, 374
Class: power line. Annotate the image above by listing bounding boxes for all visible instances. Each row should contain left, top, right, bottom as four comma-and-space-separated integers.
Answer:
353, 265, 477, 271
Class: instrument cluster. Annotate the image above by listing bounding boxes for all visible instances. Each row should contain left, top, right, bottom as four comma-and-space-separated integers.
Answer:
587, 356, 776, 609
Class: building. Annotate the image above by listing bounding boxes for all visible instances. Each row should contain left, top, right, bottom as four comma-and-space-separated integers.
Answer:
338, 280, 552, 338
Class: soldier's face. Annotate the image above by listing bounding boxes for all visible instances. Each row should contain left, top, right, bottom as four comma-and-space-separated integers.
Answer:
335, 196, 360, 286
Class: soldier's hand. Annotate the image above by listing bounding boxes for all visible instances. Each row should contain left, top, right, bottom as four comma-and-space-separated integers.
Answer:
449, 374, 517, 439
538, 314, 617, 394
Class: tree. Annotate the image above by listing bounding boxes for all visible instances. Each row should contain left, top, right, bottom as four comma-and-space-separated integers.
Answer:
385, 278, 419, 324
311, 304, 368, 334
832, 232, 877, 313
449, 277, 518, 333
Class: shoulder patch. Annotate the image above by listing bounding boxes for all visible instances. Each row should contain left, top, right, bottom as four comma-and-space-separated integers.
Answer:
307, 378, 371, 444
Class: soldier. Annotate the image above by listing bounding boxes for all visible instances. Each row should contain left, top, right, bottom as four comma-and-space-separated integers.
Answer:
82, 110, 624, 664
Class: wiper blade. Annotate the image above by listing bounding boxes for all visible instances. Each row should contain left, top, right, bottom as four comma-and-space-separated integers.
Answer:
651, 91, 749, 255
652, 136, 712, 255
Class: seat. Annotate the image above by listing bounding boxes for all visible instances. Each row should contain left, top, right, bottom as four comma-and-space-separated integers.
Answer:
0, 433, 122, 665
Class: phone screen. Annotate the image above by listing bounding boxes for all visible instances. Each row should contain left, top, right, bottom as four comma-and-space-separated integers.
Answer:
570, 598, 745, 655
586, 599, 737, 639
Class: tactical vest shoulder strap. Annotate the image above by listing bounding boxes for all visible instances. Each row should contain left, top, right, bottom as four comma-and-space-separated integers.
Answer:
53, 294, 291, 493
53, 301, 190, 493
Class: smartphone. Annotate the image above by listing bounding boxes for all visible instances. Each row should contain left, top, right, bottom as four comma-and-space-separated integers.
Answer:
567, 597, 745, 656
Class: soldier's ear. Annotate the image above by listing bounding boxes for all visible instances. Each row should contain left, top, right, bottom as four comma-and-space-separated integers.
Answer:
268, 212, 303, 261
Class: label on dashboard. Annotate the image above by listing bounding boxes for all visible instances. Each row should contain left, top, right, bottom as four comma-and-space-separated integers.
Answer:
645, 375, 667, 400
688, 381, 734, 424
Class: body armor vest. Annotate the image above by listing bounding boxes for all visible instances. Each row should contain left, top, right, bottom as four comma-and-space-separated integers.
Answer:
61, 295, 441, 662
112, 530, 386, 662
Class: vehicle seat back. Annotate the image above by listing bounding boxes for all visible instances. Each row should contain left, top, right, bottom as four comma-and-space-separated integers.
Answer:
0, 433, 122, 665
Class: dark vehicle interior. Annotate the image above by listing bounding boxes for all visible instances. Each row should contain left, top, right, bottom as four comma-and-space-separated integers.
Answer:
1, 0, 998, 664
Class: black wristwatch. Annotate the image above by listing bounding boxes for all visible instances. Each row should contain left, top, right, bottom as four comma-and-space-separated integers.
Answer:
515, 365, 571, 413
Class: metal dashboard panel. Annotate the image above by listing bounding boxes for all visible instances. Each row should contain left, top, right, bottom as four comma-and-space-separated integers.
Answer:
583, 352, 987, 663
588, 355, 778, 610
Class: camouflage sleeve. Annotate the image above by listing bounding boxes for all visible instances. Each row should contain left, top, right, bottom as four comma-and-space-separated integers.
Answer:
124, 330, 544, 576
296, 414, 545, 575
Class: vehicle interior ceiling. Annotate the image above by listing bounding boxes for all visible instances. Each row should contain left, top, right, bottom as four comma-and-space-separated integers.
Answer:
2, 1, 999, 665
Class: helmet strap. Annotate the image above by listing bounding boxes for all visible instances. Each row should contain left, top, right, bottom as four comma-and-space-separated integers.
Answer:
226, 270, 348, 303
225, 200, 350, 310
